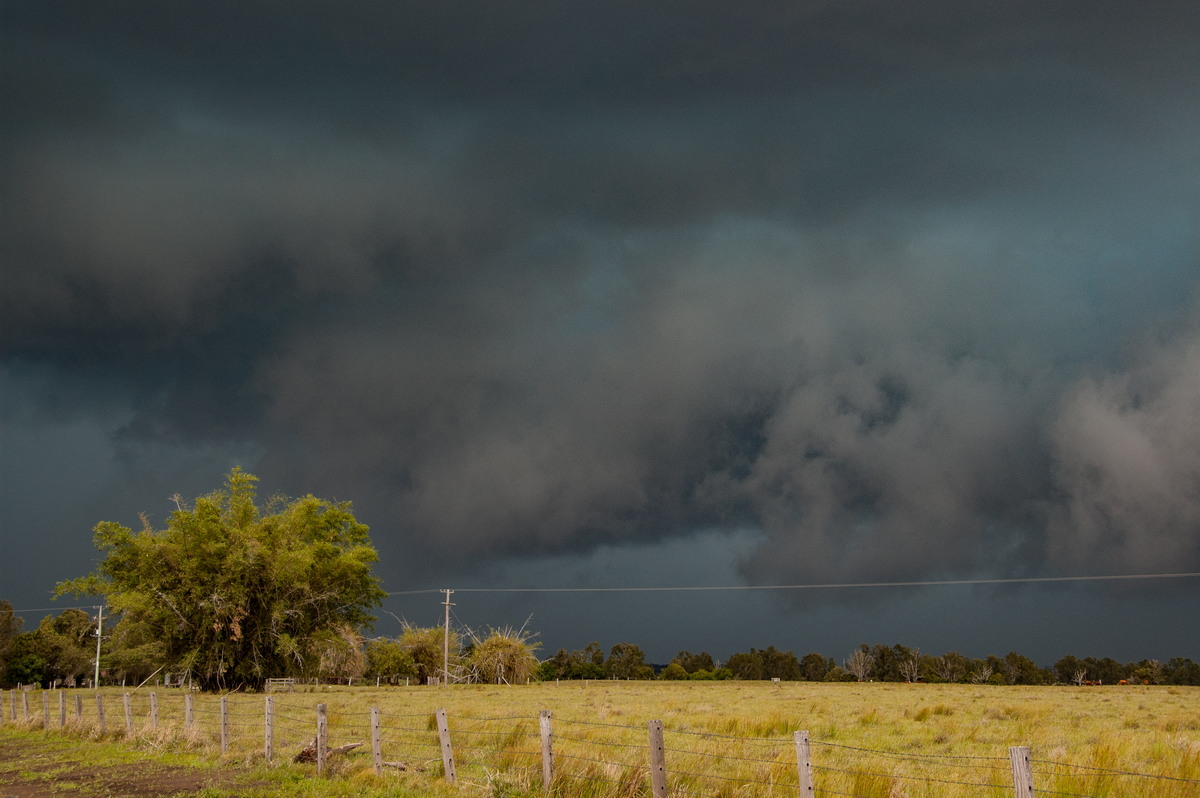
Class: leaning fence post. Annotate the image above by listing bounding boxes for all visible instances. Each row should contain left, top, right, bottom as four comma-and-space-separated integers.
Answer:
540, 709, 554, 789
41, 691, 50, 728
150, 692, 158, 727
648, 719, 668, 798
436, 708, 456, 784
1009, 745, 1035, 797
371, 706, 382, 775
95, 694, 106, 733
220, 697, 230, 754
265, 694, 274, 762
316, 703, 328, 776
795, 730, 814, 795
123, 693, 133, 734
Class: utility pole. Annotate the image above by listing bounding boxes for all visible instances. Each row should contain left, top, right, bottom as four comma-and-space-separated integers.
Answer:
93, 605, 104, 688
442, 589, 454, 687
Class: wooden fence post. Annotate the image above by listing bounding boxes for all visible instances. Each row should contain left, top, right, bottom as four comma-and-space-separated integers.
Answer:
371, 706, 382, 775
1009, 745, 1035, 797
185, 693, 194, 730
150, 692, 158, 727
795, 730, 814, 795
540, 709, 554, 789
123, 693, 133, 734
22, 690, 29, 720
220, 697, 229, 755
264, 695, 274, 762
75, 693, 83, 721
648, 719, 668, 798
436, 708, 456, 784
95, 694, 106, 733
41, 691, 49, 728
316, 704, 328, 776
58, 691, 66, 728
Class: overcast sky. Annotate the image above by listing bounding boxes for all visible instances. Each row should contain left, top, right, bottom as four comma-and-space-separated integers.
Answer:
3, 1, 1199, 667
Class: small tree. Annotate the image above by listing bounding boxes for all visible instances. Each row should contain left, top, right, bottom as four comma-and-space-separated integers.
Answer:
660, 662, 689, 680
399, 624, 461, 684
970, 664, 994, 684
933, 651, 969, 683
845, 646, 875, 682
467, 625, 540, 684
898, 647, 922, 683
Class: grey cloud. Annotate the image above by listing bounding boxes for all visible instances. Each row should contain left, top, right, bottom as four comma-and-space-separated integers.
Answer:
3, 0, 1200, 610
1047, 306, 1200, 573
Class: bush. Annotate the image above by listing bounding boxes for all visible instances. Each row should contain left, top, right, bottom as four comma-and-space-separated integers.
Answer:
660, 663, 689, 680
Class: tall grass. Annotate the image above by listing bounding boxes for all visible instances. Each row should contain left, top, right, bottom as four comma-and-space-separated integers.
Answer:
5, 681, 1196, 797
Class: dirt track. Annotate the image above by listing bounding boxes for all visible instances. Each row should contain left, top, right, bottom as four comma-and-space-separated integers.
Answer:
0, 733, 256, 797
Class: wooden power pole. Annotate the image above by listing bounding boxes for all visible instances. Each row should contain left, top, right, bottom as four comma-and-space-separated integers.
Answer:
93, 605, 104, 688
442, 589, 454, 686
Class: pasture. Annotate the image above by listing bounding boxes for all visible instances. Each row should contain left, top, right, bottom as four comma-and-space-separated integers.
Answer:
5, 680, 1198, 797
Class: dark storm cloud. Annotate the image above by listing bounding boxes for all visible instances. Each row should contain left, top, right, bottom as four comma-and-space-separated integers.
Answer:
3, 0, 1200, 605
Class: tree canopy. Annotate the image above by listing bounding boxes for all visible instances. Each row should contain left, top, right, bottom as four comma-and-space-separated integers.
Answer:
57, 468, 384, 691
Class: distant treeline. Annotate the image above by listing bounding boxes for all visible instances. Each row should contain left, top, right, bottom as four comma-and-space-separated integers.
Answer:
5, 600, 1199, 689
536, 641, 1200, 686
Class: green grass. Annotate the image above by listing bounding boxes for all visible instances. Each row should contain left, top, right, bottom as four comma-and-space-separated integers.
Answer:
3, 682, 1197, 797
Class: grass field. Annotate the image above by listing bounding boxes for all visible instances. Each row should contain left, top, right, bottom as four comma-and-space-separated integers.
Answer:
4, 681, 1198, 797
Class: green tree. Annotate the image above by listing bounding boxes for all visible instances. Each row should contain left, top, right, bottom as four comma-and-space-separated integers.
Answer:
762, 646, 802, 680
34, 609, 95, 685
57, 468, 385, 691
870, 644, 912, 682
364, 638, 417, 684
1001, 651, 1046, 685
0, 600, 25, 686
660, 662, 689, 680
104, 614, 167, 685
4, 638, 48, 686
1164, 657, 1200, 685
538, 644, 607, 680
671, 650, 715, 674
1082, 656, 1125, 684
726, 650, 764, 680
800, 652, 833, 681
607, 642, 652, 679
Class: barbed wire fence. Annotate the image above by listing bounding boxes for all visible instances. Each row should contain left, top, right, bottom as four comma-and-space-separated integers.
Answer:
3, 687, 1197, 797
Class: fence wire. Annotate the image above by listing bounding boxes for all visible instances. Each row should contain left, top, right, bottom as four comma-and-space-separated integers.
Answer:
5, 689, 1196, 798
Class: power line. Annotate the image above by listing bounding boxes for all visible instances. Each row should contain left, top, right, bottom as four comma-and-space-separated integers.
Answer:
8, 604, 103, 614
387, 572, 1200, 596
16, 572, 1200, 612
